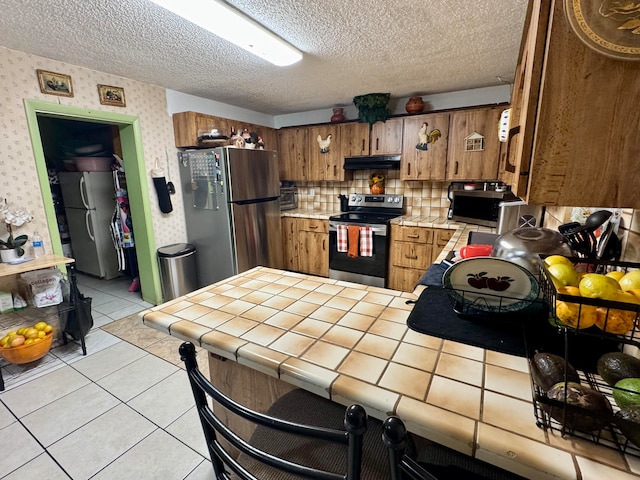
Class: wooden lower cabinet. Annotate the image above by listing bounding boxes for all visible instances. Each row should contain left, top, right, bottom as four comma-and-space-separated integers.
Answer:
282, 217, 298, 272
388, 225, 454, 292
282, 217, 329, 277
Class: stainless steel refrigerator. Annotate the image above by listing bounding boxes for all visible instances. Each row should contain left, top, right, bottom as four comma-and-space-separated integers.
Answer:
58, 171, 120, 279
179, 147, 283, 287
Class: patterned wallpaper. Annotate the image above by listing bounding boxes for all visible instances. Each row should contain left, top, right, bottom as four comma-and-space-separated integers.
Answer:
0, 47, 187, 261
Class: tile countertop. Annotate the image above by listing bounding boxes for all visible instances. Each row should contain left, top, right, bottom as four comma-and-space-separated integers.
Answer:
141, 267, 640, 480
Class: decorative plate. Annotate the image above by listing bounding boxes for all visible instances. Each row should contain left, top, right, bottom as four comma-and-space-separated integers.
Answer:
564, 0, 640, 61
442, 257, 540, 313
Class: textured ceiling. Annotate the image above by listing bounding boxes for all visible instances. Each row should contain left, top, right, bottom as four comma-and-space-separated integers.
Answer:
0, 0, 529, 115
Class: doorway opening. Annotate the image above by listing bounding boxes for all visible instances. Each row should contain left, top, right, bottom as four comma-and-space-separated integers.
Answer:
24, 99, 162, 305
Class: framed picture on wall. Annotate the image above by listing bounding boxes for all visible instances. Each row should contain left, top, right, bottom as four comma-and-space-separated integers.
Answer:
97, 84, 126, 107
36, 69, 73, 97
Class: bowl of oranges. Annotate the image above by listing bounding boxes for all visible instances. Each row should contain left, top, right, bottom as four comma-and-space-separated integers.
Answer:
0, 322, 54, 364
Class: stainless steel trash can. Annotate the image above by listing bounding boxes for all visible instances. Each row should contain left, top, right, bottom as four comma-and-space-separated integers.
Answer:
157, 243, 198, 301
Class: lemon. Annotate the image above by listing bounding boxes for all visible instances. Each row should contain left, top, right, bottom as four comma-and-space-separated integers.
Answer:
595, 290, 638, 334
547, 263, 580, 288
606, 271, 625, 283
620, 270, 640, 292
44, 325, 53, 334
579, 273, 620, 300
24, 338, 34, 346
34, 321, 47, 331
544, 255, 573, 267
24, 328, 39, 339
37, 330, 46, 339
555, 286, 597, 329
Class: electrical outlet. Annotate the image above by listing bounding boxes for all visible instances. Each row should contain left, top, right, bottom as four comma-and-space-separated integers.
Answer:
310, 188, 315, 196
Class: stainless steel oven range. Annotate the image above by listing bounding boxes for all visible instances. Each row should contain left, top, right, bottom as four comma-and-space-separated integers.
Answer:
328, 194, 403, 287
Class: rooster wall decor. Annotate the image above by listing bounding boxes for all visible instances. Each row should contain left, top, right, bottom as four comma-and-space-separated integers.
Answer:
317, 134, 332, 154
416, 122, 441, 151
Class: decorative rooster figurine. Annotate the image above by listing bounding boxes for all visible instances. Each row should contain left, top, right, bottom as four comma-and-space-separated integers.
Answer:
416, 122, 441, 151
317, 134, 332, 154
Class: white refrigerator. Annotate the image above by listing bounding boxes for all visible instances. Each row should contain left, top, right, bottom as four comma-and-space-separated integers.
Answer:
58, 172, 120, 279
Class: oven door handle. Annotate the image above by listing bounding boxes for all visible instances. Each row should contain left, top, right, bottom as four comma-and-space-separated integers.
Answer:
329, 223, 388, 236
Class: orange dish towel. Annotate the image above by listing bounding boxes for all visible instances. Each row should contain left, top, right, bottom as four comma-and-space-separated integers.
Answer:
347, 225, 360, 258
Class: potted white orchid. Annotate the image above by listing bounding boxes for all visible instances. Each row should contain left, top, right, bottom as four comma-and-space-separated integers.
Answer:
0, 198, 33, 262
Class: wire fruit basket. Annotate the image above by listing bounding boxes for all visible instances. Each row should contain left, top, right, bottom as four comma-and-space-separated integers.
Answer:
531, 257, 640, 457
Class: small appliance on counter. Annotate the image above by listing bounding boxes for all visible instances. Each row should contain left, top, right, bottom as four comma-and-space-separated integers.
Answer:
279, 181, 298, 211
447, 181, 518, 227
497, 200, 545, 234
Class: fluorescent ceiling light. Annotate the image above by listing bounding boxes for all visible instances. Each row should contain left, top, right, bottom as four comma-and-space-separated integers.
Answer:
150, 0, 302, 66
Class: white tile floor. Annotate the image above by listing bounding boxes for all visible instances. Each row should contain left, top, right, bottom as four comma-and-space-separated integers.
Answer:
0, 274, 215, 479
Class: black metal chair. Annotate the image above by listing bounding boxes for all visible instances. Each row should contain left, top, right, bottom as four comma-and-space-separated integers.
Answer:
179, 342, 389, 480
383, 416, 526, 480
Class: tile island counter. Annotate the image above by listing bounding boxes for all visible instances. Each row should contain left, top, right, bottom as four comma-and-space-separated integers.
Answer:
142, 267, 640, 479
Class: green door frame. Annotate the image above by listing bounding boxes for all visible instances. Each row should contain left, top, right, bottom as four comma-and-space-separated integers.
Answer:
23, 99, 162, 305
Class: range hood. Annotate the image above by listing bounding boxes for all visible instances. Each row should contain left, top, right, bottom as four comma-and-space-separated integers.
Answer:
343, 155, 401, 170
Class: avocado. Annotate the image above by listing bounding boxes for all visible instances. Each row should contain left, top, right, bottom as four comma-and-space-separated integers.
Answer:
613, 378, 640, 409
530, 352, 580, 392
546, 382, 613, 433
597, 352, 640, 387
615, 406, 640, 448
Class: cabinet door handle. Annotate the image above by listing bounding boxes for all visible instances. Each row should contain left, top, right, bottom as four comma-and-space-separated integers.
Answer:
407, 162, 411, 176
406, 234, 419, 239
309, 225, 318, 229
405, 255, 418, 260
454, 161, 459, 175
376, 138, 379, 151
362, 139, 365, 152
504, 126, 521, 173
334, 165, 337, 176
322, 239, 326, 250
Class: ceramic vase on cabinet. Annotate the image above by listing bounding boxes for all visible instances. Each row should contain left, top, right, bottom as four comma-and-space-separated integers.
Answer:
330, 108, 346, 123
405, 96, 425, 114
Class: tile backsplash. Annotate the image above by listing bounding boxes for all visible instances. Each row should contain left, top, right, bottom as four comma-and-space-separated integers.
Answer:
293, 177, 640, 262
293, 170, 450, 218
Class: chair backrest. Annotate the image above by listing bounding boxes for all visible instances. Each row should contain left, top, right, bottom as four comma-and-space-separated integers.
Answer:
179, 342, 369, 480
383, 416, 439, 480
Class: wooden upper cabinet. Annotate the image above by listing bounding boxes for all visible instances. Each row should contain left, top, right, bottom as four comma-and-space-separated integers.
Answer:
498, 0, 549, 198
308, 124, 342, 181
370, 118, 403, 155
502, 0, 640, 207
401, 113, 450, 181
173, 112, 217, 148
277, 127, 308, 181
446, 107, 503, 181
339, 122, 369, 157
172, 111, 276, 151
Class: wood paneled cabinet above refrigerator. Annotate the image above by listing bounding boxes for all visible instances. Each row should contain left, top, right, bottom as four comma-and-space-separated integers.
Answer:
172, 111, 277, 151
499, 0, 640, 208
